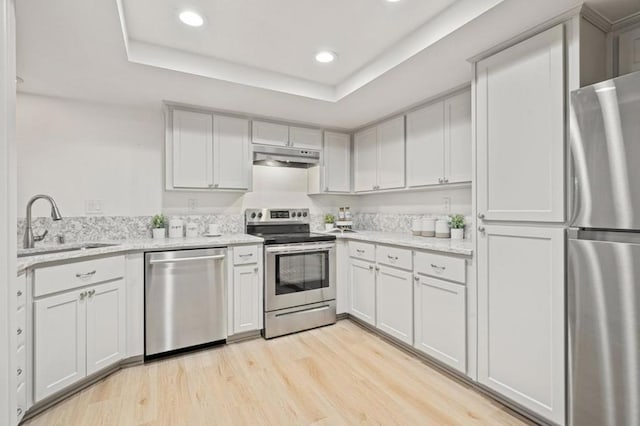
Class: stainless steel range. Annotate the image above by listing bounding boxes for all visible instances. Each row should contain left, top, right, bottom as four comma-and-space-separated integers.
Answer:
245, 208, 337, 339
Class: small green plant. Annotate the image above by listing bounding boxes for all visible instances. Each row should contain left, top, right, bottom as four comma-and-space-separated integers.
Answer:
450, 214, 466, 229
151, 214, 167, 229
324, 213, 335, 224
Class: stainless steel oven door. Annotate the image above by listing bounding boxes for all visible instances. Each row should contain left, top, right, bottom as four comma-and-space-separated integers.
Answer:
265, 242, 336, 312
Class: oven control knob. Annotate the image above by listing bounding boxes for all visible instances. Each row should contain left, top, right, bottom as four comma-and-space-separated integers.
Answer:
250, 212, 257, 219
297, 212, 302, 217
257, 212, 263, 218
303, 212, 308, 217
290, 211, 295, 218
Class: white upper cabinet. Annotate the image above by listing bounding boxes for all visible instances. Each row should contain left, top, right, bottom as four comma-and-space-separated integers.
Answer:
213, 115, 250, 190
354, 117, 405, 192
323, 131, 351, 193
476, 25, 565, 222
172, 109, 213, 189
251, 121, 289, 146
289, 126, 322, 150
444, 90, 472, 184
407, 102, 445, 187
619, 26, 640, 76
477, 225, 565, 424
167, 108, 251, 191
406, 90, 471, 187
377, 116, 406, 190
354, 127, 378, 192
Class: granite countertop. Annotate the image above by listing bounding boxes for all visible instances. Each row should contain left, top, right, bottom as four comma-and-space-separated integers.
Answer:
17, 234, 264, 273
325, 230, 473, 256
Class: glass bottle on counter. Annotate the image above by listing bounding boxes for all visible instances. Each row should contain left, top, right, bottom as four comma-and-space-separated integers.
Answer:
338, 207, 346, 221
345, 207, 352, 220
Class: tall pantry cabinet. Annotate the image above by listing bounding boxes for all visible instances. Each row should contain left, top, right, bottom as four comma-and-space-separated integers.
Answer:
473, 15, 608, 426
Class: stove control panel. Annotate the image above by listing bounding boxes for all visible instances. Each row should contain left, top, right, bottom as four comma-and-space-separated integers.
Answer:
245, 208, 310, 224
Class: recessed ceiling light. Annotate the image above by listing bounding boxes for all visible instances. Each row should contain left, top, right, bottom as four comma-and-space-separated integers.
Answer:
179, 10, 204, 27
315, 51, 337, 64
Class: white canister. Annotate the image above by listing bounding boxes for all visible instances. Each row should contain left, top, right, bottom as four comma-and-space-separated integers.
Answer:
186, 222, 199, 238
169, 219, 184, 239
411, 219, 421, 236
421, 218, 436, 237
152, 228, 166, 240
208, 223, 220, 235
435, 219, 450, 238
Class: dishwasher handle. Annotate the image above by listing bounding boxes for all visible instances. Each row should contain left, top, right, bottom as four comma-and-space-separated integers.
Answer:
149, 254, 225, 265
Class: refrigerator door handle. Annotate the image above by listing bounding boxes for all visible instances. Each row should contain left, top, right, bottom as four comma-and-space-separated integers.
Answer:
569, 176, 580, 226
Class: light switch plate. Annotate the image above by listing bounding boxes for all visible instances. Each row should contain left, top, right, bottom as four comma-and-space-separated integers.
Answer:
188, 198, 198, 211
84, 200, 103, 215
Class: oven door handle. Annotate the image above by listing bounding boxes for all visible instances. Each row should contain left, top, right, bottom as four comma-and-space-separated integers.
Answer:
265, 243, 335, 254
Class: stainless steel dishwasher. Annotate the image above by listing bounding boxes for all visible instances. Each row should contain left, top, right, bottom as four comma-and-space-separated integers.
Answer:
145, 248, 226, 358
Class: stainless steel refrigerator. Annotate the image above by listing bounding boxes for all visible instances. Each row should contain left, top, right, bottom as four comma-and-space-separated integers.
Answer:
569, 70, 640, 426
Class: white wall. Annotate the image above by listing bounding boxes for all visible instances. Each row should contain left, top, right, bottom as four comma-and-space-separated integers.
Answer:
354, 186, 472, 216
17, 93, 164, 217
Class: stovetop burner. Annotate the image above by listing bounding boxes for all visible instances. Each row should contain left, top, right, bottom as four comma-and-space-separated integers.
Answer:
255, 232, 336, 245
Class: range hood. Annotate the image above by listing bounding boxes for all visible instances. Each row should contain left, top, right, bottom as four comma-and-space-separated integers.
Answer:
252, 144, 320, 169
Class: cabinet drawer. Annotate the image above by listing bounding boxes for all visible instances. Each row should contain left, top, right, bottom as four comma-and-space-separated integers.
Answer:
34, 255, 125, 297
414, 251, 466, 284
349, 241, 375, 262
234, 245, 259, 265
376, 245, 412, 270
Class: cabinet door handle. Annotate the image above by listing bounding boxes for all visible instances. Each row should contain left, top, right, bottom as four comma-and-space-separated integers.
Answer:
438, 178, 443, 184
478, 226, 486, 233
88, 289, 96, 297
214, 183, 219, 188
368, 264, 374, 270
375, 266, 380, 272
477, 213, 485, 219
16, 328, 22, 335
17, 368, 22, 376
16, 290, 22, 297
75, 270, 96, 279
17, 408, 23, 416
414, 276, 420, 282
79, 291, 87, 300
254, 267, 259, 273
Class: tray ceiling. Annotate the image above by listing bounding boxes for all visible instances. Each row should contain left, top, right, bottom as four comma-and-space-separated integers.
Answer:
117, 0, 504, 101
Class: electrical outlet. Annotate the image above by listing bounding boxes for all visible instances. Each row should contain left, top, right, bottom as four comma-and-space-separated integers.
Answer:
188, 199, 198, 211
84, 200, 103, 215
443, 197, 451, 214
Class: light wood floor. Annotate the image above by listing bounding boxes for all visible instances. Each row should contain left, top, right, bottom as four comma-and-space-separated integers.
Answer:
24, 320, 531, 426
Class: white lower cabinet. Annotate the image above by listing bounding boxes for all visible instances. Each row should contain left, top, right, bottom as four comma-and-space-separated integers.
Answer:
85, 280, 126, 375
33, 256, 126, 403
229, 245, 263, 335
348, 258, 376, 325
477, 225, 565, 424
34, 288, 87, 401
232, 264, 262, 334
376, 266, 413, 345
414, 275, 466, 373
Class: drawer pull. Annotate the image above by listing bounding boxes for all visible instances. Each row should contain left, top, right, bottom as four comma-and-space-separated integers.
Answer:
17, 408, 23, 416
431, 264, 446, 272
356, 249, 365, 254
17, 368, 22, 376
16, 290, 22, 297
254, 267, 259, 273
239, 253, 254, 257
387, 255, 399, 261
76, 270, 96, 279
368, 264, 374, 270
16, 328, 22, 336
88, 289, 96, 297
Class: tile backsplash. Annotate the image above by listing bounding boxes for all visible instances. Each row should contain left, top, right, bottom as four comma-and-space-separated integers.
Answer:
17, 212, 470, 246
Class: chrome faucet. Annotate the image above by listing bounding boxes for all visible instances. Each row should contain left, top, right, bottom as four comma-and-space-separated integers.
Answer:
23, 194, 63, 248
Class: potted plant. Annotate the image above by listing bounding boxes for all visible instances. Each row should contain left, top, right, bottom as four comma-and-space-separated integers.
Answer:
450, 214, 465, 240
324, 213, 335, 231
151, 214, 167, 240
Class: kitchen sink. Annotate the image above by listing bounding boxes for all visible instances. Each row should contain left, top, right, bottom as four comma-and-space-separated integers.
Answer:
17, 242, 119, 258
